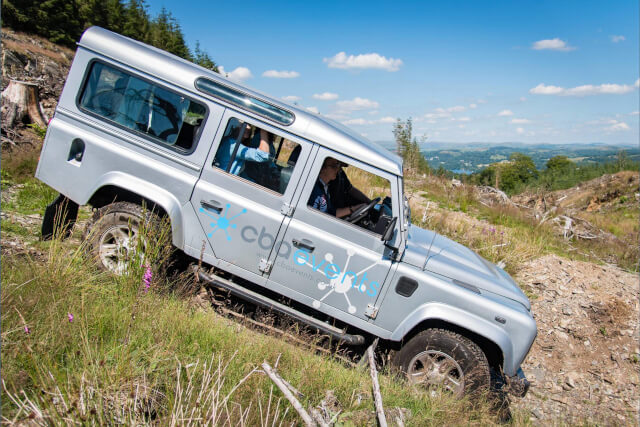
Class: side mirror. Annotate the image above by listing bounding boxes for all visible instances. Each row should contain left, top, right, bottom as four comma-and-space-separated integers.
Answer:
381, 216, 398, 243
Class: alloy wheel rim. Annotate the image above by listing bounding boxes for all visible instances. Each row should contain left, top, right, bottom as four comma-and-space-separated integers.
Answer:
98, 224, 144, 274
406, 350, 465, 397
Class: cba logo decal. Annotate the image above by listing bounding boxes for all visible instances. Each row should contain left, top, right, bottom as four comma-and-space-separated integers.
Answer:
199, 204, 247, 241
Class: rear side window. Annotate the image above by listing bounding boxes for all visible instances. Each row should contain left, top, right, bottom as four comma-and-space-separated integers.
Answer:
79, 62, 206, 152
213, 118, 302, 194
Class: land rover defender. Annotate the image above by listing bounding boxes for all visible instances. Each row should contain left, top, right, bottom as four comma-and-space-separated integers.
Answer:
36, 27, 535, 398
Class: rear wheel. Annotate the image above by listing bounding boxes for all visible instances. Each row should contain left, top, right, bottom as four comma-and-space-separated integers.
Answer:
84, 202, 166, 274
392, 328, 490, 398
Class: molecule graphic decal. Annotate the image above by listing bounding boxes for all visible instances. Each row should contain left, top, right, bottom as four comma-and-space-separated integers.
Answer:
199, 204, 247, 241
298, 248, 380, 315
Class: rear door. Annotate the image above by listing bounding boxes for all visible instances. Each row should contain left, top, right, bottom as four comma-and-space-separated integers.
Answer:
190, 110, 314, 278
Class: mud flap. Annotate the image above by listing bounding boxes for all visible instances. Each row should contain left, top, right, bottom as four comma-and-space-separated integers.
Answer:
41, 194, 79, 240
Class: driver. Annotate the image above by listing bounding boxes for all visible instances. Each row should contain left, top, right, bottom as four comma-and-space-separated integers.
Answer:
308, 157, 364, 218
328, 161, 371, 210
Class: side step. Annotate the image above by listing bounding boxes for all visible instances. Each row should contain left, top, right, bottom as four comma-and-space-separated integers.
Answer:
198, 271, 366, 346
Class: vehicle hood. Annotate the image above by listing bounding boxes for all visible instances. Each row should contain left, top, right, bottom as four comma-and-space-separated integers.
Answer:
403, 224, 530, 310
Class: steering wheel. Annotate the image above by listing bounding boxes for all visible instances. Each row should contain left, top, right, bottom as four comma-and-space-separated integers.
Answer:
346, 197, 381, 224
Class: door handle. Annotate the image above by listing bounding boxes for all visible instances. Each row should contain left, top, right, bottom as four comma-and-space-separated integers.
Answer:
200, 200, 223, 213
292, 238, 315, 252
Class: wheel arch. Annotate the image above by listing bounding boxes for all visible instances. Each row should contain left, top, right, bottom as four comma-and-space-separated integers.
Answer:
83, 172, 184, 248
389, 303, 509, 373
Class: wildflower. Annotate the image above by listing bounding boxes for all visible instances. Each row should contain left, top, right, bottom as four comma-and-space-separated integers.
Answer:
143, 265, 152, 293
24, 325, 30, 334
68, 312, 74, 323
490, 227, 496, 234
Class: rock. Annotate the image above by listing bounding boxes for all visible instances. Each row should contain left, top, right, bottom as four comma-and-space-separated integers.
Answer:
562, 305, 573, 315
565, 372, 579, 388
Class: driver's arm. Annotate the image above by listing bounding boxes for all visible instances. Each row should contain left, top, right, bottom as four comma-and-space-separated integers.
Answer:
348, 186, 370, 204
336, 203, 365, 219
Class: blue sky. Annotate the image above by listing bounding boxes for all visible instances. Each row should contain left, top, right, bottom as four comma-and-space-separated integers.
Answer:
146, 0, 639, 145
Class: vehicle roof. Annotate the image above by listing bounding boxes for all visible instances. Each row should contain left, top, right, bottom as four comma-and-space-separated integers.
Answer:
78, 27, 403, 176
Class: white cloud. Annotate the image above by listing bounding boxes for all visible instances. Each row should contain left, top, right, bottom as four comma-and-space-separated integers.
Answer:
282, 95, 300, 102
530, 82, 637, 96
610, 35, 626, 43
519, 97, 527, 102
368, 110, 379, 115
218, 66, 252, 83
335, 97, 379, 111
498, 109, 514, 116
516, 127, 525, 134
324, 52, 403, 72
306, 106, 320, 114
511, 118, 531, 124
606, 121, 630, 131
477, 99, 488, 104
262, 70, 300, 78
339, 116, 397, 126
378, 116, 396, 124
531, 38, 576, 51
447, 105, 466, 112
631, 111, 640, 116
313, 92, 339, 101
469, 103, 477, 109
635, 79, 640, 88
342, 118, 368, 125
456, 117, 471, 122
424, 111, 450, 120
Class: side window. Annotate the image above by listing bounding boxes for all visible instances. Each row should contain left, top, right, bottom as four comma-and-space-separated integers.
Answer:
307, 156, 393, 234
79, 62, 206, 151
212, 118, 301, 194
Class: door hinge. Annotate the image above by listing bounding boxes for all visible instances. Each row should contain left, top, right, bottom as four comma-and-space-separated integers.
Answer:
258, 258, 273, 273
280, 203, 295, 217
364, 304, 379, 319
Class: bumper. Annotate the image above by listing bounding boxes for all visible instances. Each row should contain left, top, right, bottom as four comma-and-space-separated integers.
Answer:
504, 368, 530, 397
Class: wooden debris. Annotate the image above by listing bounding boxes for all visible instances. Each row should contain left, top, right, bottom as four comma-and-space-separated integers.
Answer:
262, 362, 315, 426
367, 340, 387, 427
1, 80, 47, 129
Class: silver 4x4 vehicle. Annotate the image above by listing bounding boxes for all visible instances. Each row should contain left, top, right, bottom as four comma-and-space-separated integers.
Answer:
37, 27, 535, 398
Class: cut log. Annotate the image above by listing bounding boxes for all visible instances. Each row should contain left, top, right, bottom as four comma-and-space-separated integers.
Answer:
1, 80, 47, 129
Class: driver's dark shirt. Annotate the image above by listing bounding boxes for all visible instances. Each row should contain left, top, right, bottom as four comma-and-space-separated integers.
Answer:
328, 169, 353, 209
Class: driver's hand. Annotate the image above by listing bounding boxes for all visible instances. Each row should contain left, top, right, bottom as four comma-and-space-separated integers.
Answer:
350, 203, 365, 213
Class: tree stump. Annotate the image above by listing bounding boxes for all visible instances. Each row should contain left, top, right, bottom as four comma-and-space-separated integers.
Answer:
1, 80, 47, 129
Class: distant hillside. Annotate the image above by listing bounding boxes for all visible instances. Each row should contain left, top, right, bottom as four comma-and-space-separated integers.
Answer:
422, 143, 640, 174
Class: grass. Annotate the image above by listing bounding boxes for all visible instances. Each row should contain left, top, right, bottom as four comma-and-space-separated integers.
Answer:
1, 230, 513, 425
0, 145, 522, 424
407, 174, 638, 273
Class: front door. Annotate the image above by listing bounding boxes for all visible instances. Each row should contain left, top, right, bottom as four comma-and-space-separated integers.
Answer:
191, 110, 313, 278
266, 148, 400, 321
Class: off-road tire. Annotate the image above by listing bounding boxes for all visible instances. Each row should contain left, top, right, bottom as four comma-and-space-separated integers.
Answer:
84, 202, 167, 275
392, 328, 491, 398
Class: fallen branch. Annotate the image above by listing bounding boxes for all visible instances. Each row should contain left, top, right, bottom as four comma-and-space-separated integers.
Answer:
367, 341, 387, 427
262, 362, 315, 426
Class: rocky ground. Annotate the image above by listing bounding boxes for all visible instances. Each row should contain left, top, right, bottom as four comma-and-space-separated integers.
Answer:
514, 255, 639, 424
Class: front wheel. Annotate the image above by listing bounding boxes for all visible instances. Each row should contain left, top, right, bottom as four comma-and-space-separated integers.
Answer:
84, 202, 167, 275
391, 328, 490, 398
